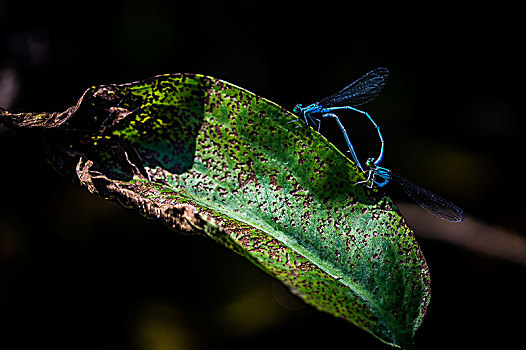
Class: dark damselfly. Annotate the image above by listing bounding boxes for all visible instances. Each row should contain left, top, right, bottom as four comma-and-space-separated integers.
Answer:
293, 68, 389, 171
358, 158, 464, 222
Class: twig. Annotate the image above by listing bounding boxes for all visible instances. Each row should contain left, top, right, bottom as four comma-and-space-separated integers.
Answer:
398, 202, 526, 267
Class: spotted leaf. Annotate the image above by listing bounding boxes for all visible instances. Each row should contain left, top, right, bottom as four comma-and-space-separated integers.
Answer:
0, 74, 430, 348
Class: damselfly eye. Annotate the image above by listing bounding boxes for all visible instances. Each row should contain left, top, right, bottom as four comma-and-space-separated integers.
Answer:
365, 158, 375, 168
293, 104, 303, 114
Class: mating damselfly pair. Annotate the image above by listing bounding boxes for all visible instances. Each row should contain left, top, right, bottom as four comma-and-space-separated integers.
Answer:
293, 68, 464, 223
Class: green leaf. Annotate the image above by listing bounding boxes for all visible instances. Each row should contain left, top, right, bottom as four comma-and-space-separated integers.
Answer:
1, 74, 430, 348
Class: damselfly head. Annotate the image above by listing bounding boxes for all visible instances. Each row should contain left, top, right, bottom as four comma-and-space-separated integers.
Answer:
365, 158, 376, 168
293, 104, 303, 114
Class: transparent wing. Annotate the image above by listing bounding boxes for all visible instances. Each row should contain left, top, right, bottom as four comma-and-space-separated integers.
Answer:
392, 173, 464, 222
318, 67, 389, 108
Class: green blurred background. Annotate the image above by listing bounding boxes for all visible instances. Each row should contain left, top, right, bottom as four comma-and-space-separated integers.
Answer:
1, 1, 524, 349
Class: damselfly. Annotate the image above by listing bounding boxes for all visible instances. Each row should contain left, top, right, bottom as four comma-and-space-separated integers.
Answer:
293, 68, 389, 171
358, 158, 464, 222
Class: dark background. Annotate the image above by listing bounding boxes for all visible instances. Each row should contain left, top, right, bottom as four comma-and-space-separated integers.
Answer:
1, 1, 524, 349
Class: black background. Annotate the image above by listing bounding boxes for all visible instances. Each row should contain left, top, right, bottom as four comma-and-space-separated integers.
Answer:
1, 1, 524, 349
